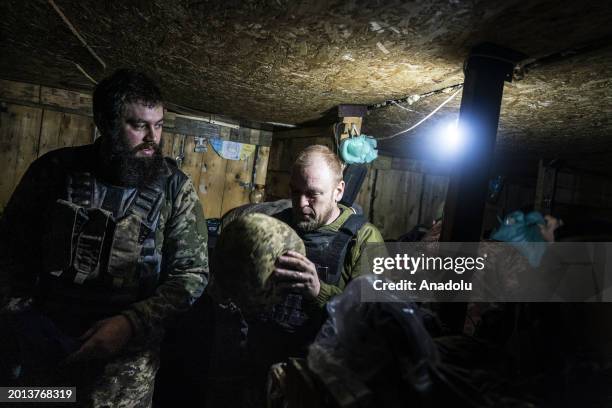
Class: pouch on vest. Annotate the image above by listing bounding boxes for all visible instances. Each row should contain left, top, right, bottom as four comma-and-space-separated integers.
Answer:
106, 213, 148, 289
113, 184, 165, 291
43, 199, 112, 284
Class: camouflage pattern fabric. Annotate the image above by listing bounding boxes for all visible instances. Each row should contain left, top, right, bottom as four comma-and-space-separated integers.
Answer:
0, 142, 208, 405
209, 213, 305, 312
122, 175, 209, 342
85, 346, 159, 408
220, 201, 385, 307
220, 199, 292, 232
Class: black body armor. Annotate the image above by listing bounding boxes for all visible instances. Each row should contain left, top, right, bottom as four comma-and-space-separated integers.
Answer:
37, 156, 185, 331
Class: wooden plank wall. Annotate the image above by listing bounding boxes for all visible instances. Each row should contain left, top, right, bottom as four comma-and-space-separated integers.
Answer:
0, 79, 271, 219
266, 128, 451, 240
534, 165, 612, 225
267, 125, 612, 240
265, 126, 335, 201
354, 159, 450, 240
266, 128, 566, 240
0, 103, 94, 211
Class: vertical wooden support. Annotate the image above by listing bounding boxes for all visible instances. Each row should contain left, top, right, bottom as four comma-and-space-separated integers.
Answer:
337, 105, 367, 141
339, 117, 363, 140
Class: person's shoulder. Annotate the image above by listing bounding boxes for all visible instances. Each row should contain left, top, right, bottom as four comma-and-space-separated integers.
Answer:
356, 221, 384, 243
163, 156, 187, 178
28, 144, 95, 176
163, 157, 190, 200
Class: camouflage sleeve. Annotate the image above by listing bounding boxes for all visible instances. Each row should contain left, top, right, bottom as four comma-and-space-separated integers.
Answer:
122, 178, 208, 339
315, 222, 384, 306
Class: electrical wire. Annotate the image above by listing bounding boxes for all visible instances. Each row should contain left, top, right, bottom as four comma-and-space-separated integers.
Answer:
369, 82, 464, 110
48, 0, 107, 70
376, 87, 463, 141
390, 100, 420, 113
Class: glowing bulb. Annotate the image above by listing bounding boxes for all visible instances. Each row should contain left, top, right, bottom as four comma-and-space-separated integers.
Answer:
437, 119, 465, 157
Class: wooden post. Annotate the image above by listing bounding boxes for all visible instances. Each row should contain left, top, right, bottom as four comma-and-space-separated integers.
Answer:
338, 104, 367, 141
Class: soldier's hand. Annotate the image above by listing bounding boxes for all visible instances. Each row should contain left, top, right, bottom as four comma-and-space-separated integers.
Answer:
64, 315, 133, 364
273, 250, 320, 299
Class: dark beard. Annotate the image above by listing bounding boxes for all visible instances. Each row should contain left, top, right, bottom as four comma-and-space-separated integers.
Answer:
98, 136, 167, 188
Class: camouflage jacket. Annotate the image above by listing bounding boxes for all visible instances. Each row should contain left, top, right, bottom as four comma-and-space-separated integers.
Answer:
0, 142, 208, 340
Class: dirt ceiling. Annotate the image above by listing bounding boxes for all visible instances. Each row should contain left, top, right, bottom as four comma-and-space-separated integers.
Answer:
1, 0, 611, 166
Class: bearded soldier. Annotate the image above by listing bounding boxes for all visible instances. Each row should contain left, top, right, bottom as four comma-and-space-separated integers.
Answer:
0, 69, 208, 407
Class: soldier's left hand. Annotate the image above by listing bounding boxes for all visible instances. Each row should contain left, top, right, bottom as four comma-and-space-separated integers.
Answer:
64, 315, 133, 364
273, 250, 320, 299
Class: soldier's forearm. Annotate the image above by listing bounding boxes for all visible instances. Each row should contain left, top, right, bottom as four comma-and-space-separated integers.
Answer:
121, 270, 205, 340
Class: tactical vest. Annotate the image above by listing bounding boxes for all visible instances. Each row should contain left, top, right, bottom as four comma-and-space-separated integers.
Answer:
38, 163, 185, 322
299, 214, 367, 286
261, 208, 366, 334
274, 207, 366, 286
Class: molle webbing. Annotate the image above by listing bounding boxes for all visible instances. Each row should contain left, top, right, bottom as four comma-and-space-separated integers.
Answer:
72, 206, 111, 284
67, 172, 93, 206
65, 172, 165, 287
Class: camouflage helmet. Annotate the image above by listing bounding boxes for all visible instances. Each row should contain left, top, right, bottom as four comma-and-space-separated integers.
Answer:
209, 213, 305, 311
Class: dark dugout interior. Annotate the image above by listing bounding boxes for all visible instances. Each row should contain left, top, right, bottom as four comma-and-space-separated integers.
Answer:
2, 0, 612, 407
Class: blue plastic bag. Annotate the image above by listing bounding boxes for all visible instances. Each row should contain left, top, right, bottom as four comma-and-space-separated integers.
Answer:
340, 135, 378, 164
490, 211, 548, 267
